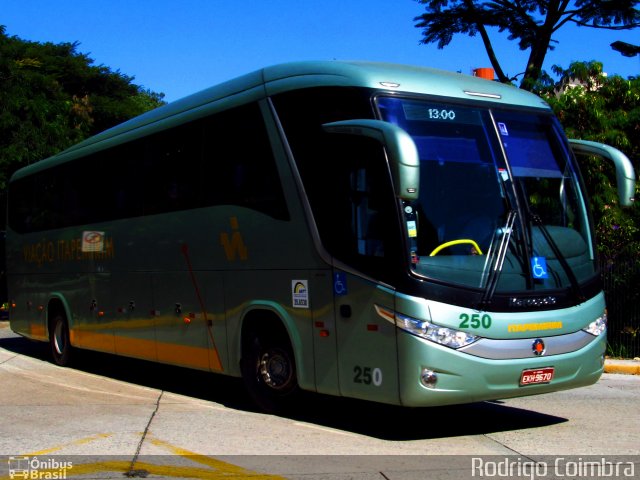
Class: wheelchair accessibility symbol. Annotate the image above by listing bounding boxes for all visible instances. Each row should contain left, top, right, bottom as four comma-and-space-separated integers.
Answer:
334, 272, 348, 296
531, 256, 549, 279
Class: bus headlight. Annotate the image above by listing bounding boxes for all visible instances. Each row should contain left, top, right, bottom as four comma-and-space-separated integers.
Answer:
399, 313, 478, 348
375, 305, 478, 349
583, 312, 607, 336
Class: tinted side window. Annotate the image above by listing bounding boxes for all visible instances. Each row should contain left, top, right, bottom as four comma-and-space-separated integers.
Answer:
8, 102, 289, 233
272, 87, 404, 280
102, 141, 146, 220
201, 104, 289, 220
144, 123, 203, 216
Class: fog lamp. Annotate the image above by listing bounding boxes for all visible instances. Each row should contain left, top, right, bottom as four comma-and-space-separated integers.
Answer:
421, 368, 438, 389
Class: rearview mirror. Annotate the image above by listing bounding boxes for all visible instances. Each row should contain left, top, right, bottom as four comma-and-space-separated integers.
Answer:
569, 139, 636, 207
323, 119, 420, 200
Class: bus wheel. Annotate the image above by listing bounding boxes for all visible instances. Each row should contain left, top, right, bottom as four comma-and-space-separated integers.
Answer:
49, 312, 73, 367
241, 329, 298, 413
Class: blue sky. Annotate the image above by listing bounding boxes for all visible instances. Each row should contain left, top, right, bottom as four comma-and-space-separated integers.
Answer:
3, 0, 639, 102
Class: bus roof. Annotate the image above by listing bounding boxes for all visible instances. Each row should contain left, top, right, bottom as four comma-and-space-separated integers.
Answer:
12, 61, 551, 180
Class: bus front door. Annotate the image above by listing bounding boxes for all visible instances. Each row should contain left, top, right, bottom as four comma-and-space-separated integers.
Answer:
333, 270, 400, 404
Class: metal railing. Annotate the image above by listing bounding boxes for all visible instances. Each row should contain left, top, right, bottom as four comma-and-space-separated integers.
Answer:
601, 249, 640, 358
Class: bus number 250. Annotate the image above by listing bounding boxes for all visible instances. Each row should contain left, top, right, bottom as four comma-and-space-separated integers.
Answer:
353, 366, 383, 386
459, 313, 492, 329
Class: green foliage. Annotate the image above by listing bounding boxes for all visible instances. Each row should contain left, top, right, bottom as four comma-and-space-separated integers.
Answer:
539, 61, 640, 356
538, 61, 640, 261
414, 1, 640, 90
0, 25, 165, 190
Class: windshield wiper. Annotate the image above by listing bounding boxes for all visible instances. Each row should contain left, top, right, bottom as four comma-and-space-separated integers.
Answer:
480, 210, 517, 309
529, 212, 585, 303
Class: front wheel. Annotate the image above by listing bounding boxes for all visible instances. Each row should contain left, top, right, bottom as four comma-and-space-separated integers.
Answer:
241, 329, 298, 413
49, 312, 73, 366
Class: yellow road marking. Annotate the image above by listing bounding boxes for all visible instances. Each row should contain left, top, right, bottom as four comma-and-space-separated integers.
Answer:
2, 460, 283, 479
148, 436, 269, 475
2, 434, 286, 480
23, 433, 113, 456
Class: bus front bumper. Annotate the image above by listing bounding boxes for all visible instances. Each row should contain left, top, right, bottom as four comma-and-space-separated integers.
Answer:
397, 331, 606, 407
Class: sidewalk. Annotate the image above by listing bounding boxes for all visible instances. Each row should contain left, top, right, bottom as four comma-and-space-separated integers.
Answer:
604, 358, 640, 375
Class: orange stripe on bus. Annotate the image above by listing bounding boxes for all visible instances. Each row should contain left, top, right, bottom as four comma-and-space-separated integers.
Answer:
28, 323, 46, 340
72, 331, 223, 372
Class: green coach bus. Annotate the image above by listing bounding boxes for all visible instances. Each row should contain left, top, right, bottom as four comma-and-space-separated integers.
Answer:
6, 61, 636, 411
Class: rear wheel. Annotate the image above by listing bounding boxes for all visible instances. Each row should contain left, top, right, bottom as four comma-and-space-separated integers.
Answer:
241, 328, 298, 413
49, 312, 73, 366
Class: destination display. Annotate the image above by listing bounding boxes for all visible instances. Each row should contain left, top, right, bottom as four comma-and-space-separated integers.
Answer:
401, 101, 482, 125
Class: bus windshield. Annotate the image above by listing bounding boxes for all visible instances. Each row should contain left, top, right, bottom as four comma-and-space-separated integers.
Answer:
377, 96, 596, 293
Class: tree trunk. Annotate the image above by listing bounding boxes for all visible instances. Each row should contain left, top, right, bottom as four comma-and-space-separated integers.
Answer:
520, 0, 560, 91
520, 33, 553, 91
476, 24, 510, 83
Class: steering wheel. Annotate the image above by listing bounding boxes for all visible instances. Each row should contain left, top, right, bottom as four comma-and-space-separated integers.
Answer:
429, 239, 483, 256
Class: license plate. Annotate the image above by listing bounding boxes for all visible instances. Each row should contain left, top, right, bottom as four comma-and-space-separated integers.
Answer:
520, 367, 554, 386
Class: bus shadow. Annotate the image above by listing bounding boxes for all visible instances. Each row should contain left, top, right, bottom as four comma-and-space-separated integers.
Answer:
288, 393, 567, 440
0, 333, 567, 441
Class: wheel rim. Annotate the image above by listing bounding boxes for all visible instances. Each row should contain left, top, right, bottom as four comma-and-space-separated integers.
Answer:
53, 320, 66, 355
258, 348, 293, 391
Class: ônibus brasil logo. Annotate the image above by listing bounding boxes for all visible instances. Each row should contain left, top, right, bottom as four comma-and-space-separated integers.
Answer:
8, 457, 73, 479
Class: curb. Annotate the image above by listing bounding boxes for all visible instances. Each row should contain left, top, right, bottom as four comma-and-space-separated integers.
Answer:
604, 359, 640, 375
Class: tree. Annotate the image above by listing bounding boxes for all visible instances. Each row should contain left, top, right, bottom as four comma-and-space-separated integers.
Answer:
540, 62, 639, 258
414, 0, 640, 90
540, 61, 640, 356
0, 26, 165, 190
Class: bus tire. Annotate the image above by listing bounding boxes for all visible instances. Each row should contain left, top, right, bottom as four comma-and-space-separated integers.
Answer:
49, 312, 73, 367
241, 327, 298, 413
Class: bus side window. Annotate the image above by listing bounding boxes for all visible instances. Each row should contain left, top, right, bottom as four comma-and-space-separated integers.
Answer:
201, 103, 289, 221
144, 123, 202, 215
304, 134, 403, 280
272, 87, 403, 281
350, 165, 386, 258
7, 103, 289, 233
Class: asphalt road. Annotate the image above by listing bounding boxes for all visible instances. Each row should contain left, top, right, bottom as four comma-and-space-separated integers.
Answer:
0, 321, 638, 479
